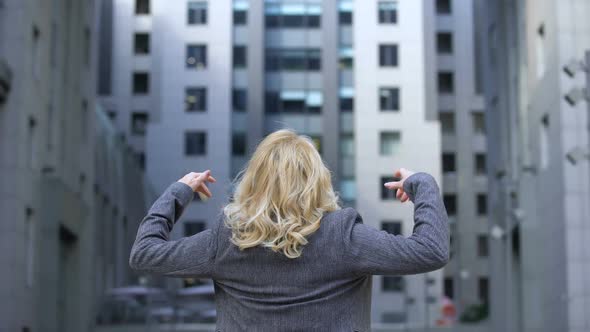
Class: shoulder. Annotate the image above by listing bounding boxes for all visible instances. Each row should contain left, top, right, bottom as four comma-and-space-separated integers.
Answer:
322, 207, 363, 232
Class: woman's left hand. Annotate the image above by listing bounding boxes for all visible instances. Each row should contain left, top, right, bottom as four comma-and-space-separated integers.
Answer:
178, 170, 217, 198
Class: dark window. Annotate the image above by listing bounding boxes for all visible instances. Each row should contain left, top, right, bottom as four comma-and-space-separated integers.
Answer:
234, 9, 248, 25
378, 1, 398, 24
137, 152, 145, 170
184, 221, 206, 236
477, 194, 487, 216
436, 0, 451, 14
186, 45, 207, 68
265, 7, 321, 29
264, 91, 322, 114
379, 44, 398, 67
381, 176, 400, 200
107, 110, 117, 120
475, 153, 486, 174
134, 33, 150, 55
188, 2, 207, 25
472, 111, 486, 135
340, 97, 354, 112
438, 72, 454, 94
478, 235, 489, 257
442, 153, 456, 173
382, 276, 404, 292
265, 49, 321, 72
131, 112, 148, 135
185, 132, 207, 156
444, 194, 457, 216
444, 277, 454, 299
479, 277, 489, 306
232, 132, 247, 156
440, 112, 455, 134
233, 89, 247, 112
136, 0, 150, 14
380, 87, 400, 111
339, 11, 353, 25
437, 32, 453, 54
185, 87, 206, 112
233, 46, 247, 68
132, 72, 149, 94
381, 221, 402, 235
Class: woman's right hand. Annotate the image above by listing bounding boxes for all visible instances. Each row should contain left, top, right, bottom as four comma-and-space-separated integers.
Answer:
178, 170, 216, 198
383, 168, 416, 203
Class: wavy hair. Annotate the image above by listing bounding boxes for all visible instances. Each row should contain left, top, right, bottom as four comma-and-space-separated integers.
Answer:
223, 129, 340, 258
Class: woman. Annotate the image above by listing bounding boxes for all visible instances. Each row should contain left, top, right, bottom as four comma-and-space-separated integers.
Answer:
129, 129, 449, 331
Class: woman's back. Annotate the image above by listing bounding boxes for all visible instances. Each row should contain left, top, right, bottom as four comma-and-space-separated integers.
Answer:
130, 171, 449, 331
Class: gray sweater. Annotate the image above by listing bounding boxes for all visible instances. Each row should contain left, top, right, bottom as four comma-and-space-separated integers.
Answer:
129, 172, 449, 331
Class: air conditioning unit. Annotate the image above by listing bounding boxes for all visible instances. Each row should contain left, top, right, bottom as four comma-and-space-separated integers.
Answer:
0, 59, 13, 106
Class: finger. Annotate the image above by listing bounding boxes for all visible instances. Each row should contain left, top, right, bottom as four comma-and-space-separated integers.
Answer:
207, 175, 217, 183
384, 181, 402, 189
401, 193, 409, 202
394, 168, 403, 179
198, 183, 212, 198
396, 189, 403, 199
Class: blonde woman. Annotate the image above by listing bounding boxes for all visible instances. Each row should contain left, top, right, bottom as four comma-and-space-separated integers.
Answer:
130, 129, 449, 331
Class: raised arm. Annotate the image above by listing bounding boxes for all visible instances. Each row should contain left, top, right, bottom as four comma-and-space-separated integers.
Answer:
129, 171, 218, 278
342, 170, 450, 276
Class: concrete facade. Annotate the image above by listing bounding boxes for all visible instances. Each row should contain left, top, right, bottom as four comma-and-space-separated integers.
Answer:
434, 0, 490, 316
0, 0, 149, 330
354, 0, 443, 325
478, 0, 590, 331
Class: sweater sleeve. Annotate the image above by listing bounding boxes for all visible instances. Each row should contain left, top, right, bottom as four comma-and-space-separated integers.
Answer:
342, 172, 450, 275
129, 181, 217, 278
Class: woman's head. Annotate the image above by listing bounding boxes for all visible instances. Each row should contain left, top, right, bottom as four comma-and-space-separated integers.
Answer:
224, 129, 340, 258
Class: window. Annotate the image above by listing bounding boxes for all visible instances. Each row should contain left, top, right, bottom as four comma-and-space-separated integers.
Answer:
381, 221, 402, 235
232, 132, 247, 156
382, 276, 404, 292
477, 194, 487, 216
444, 277, 454, 299
188, 2, 207, 25
444, 194, 456, 216
436, 0, 451, 14
437, 32, 453, 54
184, 221, 206, 236
265, 90, 322, 114
107, 110, 117, 120
339, 47, 354, 69
477, 235, 489, 257
380, 131, 401, 156
186, 45, 207, 69
137, 152, 145, 170
472, 112, 486, 135
310, 136, 322, 154
185, 132, 207, 156
440, 112, 455, 134
134, 33, 150, 55
340, 87, 354, 112
131, 112, 149, 135
233, 46, 247, 68
478, 277, 489, 306
475, 153, 486, 174
233, 89, 247, 112
381, 176, 400, 200
185, 87, 207, 112
379, 44, 398, 67
132, 72, 149, 94
378, 1, 397, 24
32, 26, 40, 80
265, 3, 322, 28
438, 72, 454, 93
234, 0, 248, 25
340, 178, 356, 202
265, 49, 321, 72
340, 134, 354, 157
442, 153, 456, 173
339, 0, 353, 25
135, 0, 150, 14
380, 87, 400, 111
